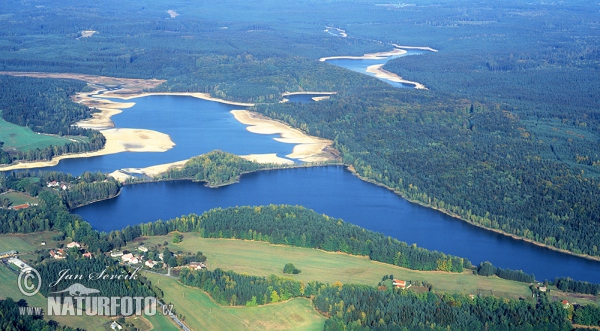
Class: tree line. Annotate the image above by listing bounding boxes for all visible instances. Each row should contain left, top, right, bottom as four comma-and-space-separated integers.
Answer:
0, 75, 105, 164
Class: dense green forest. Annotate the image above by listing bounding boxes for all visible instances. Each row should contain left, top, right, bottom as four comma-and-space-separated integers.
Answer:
155, 150, 278, 186
314, 285, 571, 331
0, 75, 105, 163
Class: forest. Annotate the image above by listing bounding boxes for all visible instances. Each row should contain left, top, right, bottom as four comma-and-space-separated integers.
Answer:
0, 75, 105, 164
155, 150, 278, 187
179, 267, 574, 330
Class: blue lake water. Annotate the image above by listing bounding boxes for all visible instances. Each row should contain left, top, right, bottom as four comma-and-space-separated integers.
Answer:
324, 50, 424, 88
38, 96, 295, 174
75, 166, 600, 283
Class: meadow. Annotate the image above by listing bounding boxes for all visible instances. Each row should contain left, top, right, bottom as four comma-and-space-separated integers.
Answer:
143, 272, 326, 331
0, 117, 79, 151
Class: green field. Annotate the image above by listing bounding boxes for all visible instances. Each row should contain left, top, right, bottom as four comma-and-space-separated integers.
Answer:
0, 232, 63, 253
0, 117, 85, 151
143, 273, 326, 331
136, 233, 532, 299
1, 191, 39, 206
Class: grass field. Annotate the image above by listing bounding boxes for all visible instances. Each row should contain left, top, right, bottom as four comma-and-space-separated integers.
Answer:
143, 272, 326, 331
0, 232, 63, 253
136, 233, 533, 299
0, 117, 79, 151
1, 191, 39, 206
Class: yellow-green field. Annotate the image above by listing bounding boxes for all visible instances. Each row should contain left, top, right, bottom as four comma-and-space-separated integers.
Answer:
1, 191, 39, 206
136, 233, 532, 299
0, 117, 82, 151
143, 272, 325, 331
0, 232, 62, 253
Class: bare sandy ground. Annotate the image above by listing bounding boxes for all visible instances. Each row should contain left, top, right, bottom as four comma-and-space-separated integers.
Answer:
312, 96, 331, 101
366, 64, 428, 90
391, 44, 439, 52
231, 110, 337, 163
79, 30, 97, 38
319, 48, 408, 62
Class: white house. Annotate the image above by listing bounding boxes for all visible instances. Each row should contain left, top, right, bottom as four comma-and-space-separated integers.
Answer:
121, 253, 134, 263
66, 242, 81, 249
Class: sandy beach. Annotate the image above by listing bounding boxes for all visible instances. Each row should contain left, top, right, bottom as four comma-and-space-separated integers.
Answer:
391, 44, 439, 52
231, 110, 337, 163
0, 128, 175, 171
319, 48, 408, 62
366, 64, 428, 90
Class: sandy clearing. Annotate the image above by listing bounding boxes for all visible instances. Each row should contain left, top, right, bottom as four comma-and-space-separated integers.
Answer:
108, 170, 132, 182
167, 10, 179, 19
231, 110, 337, 162
79, 30, 97, 38
366, 64, 428, 90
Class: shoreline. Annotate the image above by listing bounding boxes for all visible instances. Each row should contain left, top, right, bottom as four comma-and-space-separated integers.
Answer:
365, 64, 428, 90
281, 91, 337, 96
319, 48, 408, 62
103, 92, 254, 107
345, 165, 600, 264
231, 110, 338, 163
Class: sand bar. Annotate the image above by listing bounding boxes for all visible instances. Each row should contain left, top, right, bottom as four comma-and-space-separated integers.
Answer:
391, 44, 439, 52
366, 64, 427, 90
231, 110, 337, 163
0, 128, 175, 171
240, 153, 295, 165
319, 48, 407, 62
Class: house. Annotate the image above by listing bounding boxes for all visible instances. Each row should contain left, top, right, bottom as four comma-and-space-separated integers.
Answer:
66, 242, 81, 249
61, 184, 68, 191
40, 242, 46, 246
110, 250, 123, 258
12, 204, 30, 210
121, 253, 134, 263
49, 249, 66, 259
138, 245, 148, 252
110, 321, 123, 330
129, 256, 140, 264
189, 262, 206, 270
83, 252, 92, 258
145, 260, 157, 268
47, 181, 59, 188
538, 286, 547, 292
562, 300, 570, 308
393, 279, 410, 289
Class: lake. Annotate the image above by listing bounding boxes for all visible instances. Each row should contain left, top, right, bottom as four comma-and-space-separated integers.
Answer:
75, 166, 600, 283
33, 95, 295, 174
324, 50, 424, 88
